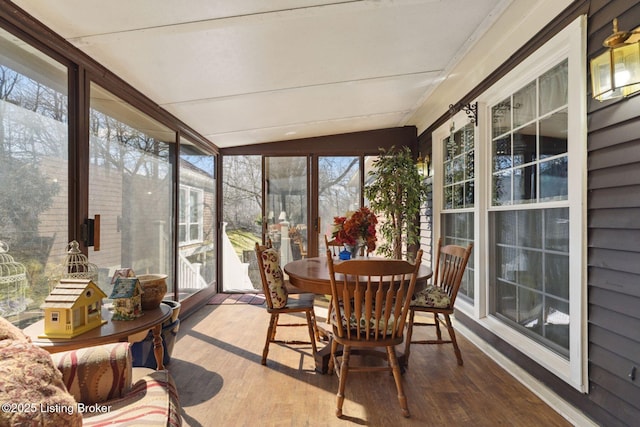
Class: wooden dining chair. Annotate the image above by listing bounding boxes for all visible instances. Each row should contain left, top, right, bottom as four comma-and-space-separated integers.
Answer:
255, 241, 318, 366
404, 238, 472, 367
326, 250, 423, 418
324, 235, 342, 258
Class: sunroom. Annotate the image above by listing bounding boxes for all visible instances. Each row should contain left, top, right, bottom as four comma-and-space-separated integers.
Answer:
0, 1, 639, 426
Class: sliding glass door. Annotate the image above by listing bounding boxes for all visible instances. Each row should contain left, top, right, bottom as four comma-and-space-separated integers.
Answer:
88, 83, 176, 298
265, 156, 308, 264
317, 156, 360, 254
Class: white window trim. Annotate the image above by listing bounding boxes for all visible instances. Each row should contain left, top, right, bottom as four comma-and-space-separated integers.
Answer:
432, 15, 587, 392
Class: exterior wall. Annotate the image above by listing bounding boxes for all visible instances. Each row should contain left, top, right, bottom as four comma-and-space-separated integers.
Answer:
417, 1, 640, 425
586, 1, 640, 425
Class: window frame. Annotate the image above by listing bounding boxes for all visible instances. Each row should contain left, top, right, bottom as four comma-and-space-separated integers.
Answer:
179, 184, 204, 246
432, 16, 587, 391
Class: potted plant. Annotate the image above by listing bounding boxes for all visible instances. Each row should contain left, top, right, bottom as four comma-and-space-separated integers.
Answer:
365, 146, 427, 260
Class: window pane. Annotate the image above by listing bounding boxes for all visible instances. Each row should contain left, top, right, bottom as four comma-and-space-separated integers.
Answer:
319, 156, 360, 254
465, 181, 474, 208
466, 150, 475, 179
545, 208, 569, 252
540, 157, 568, 201
266, 156, 308, 266
539, 60, 568, 115
492, 136, 511, 171
189, 191, 199, 223
545, 253, 569, 299
492, 98, 511, 138
493, 171, 512, 206
513, 165, 537, 203
490, 208, 570, 356
544, 297, 569, 350
539, 109, 568, 159
442, 212, 474, 303
179, 189, 186, 222
513, 80, 536, 127
222, 155, 261, 292
513, 123, 537, 167
0, 28, 69, 325
89, 83, 175, 298
517, 209, 542, 249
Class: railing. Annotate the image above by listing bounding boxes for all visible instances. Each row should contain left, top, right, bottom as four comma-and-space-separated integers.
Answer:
178, 252, 209, 290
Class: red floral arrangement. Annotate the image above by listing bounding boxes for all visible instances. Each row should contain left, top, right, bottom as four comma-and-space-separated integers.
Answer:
331, 206, 378, 253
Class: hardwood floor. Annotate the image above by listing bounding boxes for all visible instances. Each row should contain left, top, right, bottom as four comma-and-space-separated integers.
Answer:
168, 299, 572, 426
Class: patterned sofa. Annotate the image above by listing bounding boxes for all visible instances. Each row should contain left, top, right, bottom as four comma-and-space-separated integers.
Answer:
0, 316, 182, 426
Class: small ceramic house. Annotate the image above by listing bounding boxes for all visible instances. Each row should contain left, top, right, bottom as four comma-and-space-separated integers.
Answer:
109, 277, 144, 321
41, 279, 107, 338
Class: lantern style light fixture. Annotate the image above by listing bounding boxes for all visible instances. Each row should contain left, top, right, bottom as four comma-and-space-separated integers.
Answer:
416, 152, 430, 176
590, 18, 640, 101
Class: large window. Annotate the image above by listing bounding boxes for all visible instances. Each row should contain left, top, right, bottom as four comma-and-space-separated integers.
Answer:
88, 83, 176, 298
442, 124, 475, 303
0, 27, 69, 326
433, 17, 586, 391
489, 59, 570, 356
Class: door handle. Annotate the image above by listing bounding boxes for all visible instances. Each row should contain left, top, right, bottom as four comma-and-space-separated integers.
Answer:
82, 215, 101, 251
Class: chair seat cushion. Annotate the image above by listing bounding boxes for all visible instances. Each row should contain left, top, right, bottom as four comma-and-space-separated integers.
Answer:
260, 248, 288, 308
411, 285, 451, 308
331, 304, 396, 335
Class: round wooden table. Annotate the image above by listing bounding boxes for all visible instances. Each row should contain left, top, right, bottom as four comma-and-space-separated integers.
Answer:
24, 303, 172, 370
284, 256, 432, 373
284, 256, 433, 295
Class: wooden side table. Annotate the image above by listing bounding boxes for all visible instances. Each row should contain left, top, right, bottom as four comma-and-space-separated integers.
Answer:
24, 303, 172, 370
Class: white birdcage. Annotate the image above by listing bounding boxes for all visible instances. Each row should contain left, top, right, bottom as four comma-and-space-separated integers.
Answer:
60, 240, 99, 282
0, 241, 28, 317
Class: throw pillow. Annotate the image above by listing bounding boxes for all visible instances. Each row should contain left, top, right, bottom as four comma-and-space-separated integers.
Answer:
260, 248, 288, 309
0, 338, 82, 426
0, 315, 29, 342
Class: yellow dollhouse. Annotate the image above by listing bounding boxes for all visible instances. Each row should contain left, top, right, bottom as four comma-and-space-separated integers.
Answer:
40, 279, 107, 338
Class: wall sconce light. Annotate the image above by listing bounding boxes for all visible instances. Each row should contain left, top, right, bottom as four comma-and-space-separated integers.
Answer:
590, 18, 640, 101
416, 152, 430, 176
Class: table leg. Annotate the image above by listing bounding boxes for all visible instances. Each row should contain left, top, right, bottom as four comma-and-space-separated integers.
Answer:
152, 324, 165, 370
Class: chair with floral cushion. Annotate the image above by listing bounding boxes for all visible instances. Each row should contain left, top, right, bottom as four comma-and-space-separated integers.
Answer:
326, 250, 422, 418
255, 240, 318, 366
404, 237, 473, 367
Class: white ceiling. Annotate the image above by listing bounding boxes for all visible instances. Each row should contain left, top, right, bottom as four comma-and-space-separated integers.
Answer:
13, 0, 520, 148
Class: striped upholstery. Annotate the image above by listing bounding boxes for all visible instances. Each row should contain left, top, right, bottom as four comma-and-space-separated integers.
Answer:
53, 342, 133, 405
82, 369, 181, 427
52, 343, 182, 426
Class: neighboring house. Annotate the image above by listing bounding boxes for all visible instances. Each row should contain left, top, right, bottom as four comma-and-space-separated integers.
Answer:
40, 279, 107, 338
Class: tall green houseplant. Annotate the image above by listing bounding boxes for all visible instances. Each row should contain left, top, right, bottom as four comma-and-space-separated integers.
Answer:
365, 146, 427, 260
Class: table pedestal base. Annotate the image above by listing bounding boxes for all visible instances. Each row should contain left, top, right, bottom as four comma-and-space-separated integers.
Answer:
313, 340, 407, 374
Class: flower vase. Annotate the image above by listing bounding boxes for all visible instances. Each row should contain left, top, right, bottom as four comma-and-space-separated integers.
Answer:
344, 244, 358, 259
